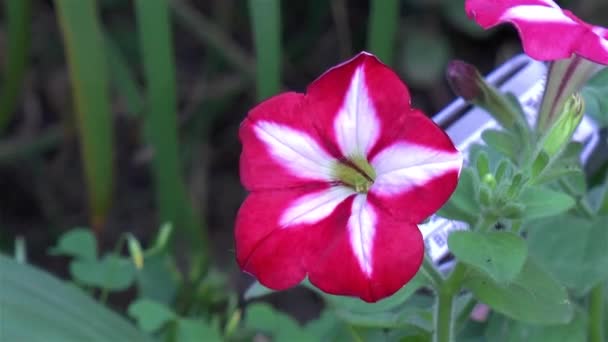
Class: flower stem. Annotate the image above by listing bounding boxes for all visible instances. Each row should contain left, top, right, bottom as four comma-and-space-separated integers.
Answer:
421, 255, 444, 289
434, 262, 467, 342
435, 288, 454, 342
589, 284, 605, 342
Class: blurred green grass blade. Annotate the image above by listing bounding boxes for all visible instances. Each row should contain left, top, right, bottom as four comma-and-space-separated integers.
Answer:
248, 0, 281, 100
0, 0, 31, 132
0, 254, 151, 341
134, 0, 208, 264
367, 0, 400, 65
104, 35, 143, 118
171, 0, 255, 77
55, 0, 114, 232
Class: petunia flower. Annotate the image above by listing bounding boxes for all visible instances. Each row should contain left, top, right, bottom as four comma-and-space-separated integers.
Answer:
465, 0, 608, 64
235, 52, 462, 302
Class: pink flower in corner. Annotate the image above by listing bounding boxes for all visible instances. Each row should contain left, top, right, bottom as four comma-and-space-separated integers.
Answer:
235, 52, 462, 302
466, 0, 608, 64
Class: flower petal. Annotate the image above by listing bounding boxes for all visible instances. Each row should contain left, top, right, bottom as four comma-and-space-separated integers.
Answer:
236, 188, 424, 302
307, 195, 424, 302
369, 113, 462, 223
333, 65, 380, 157
235, 185, 351, 290
306, 52, 415, 159
372, 143, 462, 195
465, 0, 608, 63
240, 92, 336, 190
280, 186, 355, 227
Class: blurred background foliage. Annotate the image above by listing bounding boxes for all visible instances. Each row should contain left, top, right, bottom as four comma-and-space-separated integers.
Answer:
1, 0, 608, 338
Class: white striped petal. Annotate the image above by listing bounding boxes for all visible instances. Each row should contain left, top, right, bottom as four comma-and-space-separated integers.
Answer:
254, 120, 336, 181
500, 5, 577, 25
371, 143, 462, 196
280, 186, 355, 227
348, 194, 376, 277
333, 66, 380, 158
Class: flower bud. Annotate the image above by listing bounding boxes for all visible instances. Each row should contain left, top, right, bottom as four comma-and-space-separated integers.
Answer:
541, 93, 585, 158
446, 60, 527, 130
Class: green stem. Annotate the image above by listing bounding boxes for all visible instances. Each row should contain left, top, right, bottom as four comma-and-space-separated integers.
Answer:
589, 284, 605, 342
421, 255, 444, 290
435, 288, 454, 342
434, 262, 467, 342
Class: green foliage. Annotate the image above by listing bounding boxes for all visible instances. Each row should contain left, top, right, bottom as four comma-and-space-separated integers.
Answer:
128, 298, 176, 332
518, 186, 575, 219
527, 215, 608, 295
54, 0, 115, 227
248, 0, 281, 100
582, 67, 608, 127
245, 303, 317, 341
0, 0, 31, 132
368, 0, 400, 65
71, 254, 136, 291
134, 0, 208, 268
448, 231, 527, 284
128, 298, 222, 341
0, 254, 150, 341
49, 228, 97, 261
485, 310, 587, 342
438, 168, 479, 224
463, 258, 573, 324
482, 130, 520, 163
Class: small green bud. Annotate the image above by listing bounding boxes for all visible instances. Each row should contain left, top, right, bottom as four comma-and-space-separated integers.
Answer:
447, 60, 526, 130
224, 309, 241, 337
540, 93, 585, 158
127, 234, 144, 270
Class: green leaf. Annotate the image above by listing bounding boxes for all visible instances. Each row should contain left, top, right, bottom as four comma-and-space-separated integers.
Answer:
0, 254, 150, 341
245, 303, 315, 341
481, 130, 519, 162
135, 0, 208, 261
136, 252, 180, 304
49, 228, 97, 261
128, 299, 176, 333
437, 168, 479, 224
448, 231, 527, 283
55, 0, 114, 226
582, 67, 608, 127
527, 215, 608, 294
485, 309, 586, 342
70, 254, 136, 290
518, 186, 575, 219
176, 319, 222, 342
248, 0, 281, 100
464, 258, 573, 324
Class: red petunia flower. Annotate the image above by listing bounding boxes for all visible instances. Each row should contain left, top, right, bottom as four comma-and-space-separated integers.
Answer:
465, 0, 608, 64
235, 52, 462, 302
